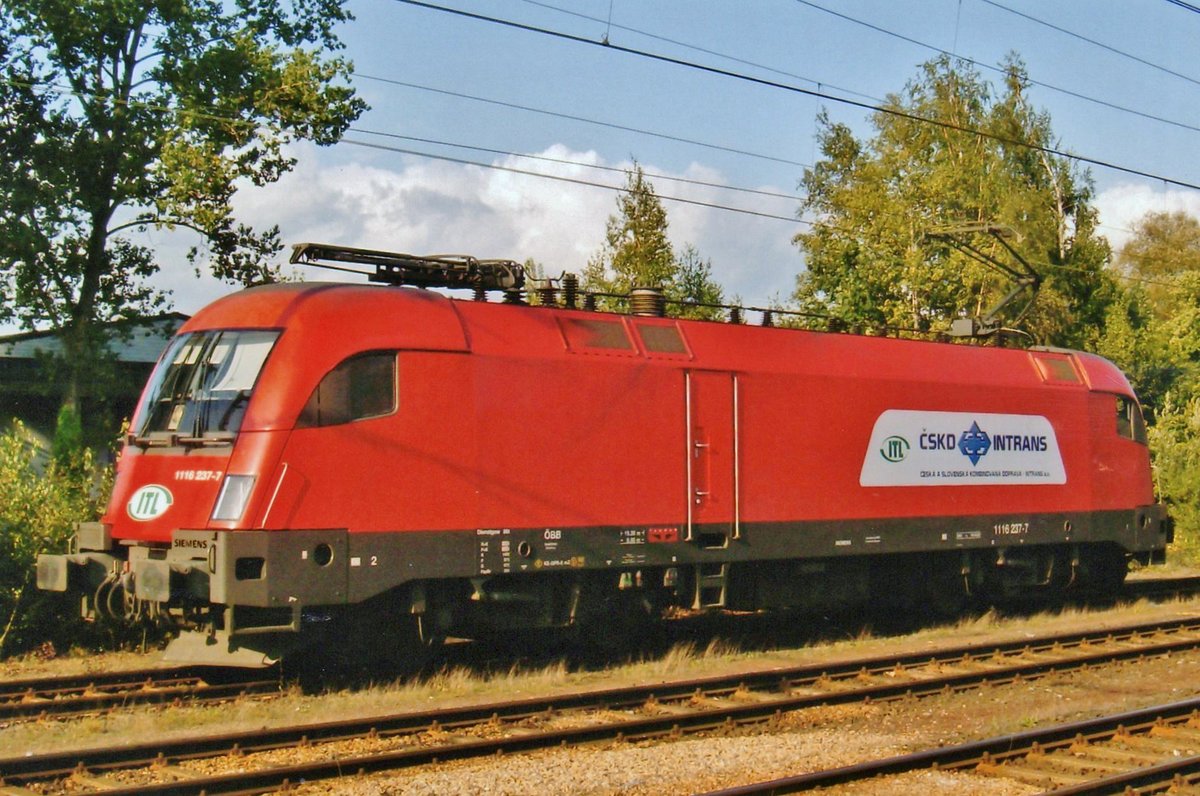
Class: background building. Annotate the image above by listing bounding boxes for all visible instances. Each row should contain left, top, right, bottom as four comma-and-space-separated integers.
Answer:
0, 314, 188, 452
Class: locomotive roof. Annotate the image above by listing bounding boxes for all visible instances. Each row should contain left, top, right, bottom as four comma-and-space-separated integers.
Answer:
180, 281, 1136, 429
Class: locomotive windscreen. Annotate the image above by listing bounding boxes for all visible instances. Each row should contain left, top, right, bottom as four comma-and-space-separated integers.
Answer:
134, 329, 280, 440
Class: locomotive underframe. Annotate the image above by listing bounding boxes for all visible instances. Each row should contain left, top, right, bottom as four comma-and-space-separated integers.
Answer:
37, 503, 1171, 666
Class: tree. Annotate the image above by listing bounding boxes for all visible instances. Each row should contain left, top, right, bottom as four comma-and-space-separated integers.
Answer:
0, 0, 366, 426
0, 422, 111, 655
1115, 211, 1200, 321
672, 244, 725, 320
584, 164, 676, 298
1096, 211, 1200, 562
1094, 211, 1200, 415
584, 163, 725, 319
794, 56, 1112, 348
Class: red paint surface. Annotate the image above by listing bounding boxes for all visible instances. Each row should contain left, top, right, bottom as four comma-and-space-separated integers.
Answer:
105, 283, 1154, 543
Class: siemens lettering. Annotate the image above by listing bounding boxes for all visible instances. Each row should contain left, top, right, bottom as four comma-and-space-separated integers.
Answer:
920, 432, 956, 450
991, 434, 1048, 452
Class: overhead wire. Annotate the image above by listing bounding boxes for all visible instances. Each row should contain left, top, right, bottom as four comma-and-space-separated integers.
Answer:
794, 0, 1200, 133
5, 16, 1188, 294
392, 0, 1200, 192
353, 73, 809, 168
530, 0, 1200, 136
516, 0, 885, 105
349, 128, 803, 201
1, 72, 804, 221
978, 0, 1200, 88
339, 137, 808, 224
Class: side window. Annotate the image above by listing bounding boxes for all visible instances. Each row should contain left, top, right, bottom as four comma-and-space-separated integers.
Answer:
297, 352, 396, 428
1115, 395, 1147, 445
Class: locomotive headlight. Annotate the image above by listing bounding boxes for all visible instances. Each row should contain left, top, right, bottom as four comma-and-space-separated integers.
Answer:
211, 475, 256, 522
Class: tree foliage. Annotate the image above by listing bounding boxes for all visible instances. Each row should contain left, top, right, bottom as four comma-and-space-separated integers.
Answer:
794, 56, 1112, 347
1097, 216, 1200, 416
1100, 217, 1200, 560
1149, 393, 1200, 562
0, 423, 111, 656
0, 0, 366, 416
584, 164, 725, 319
1115, 211, 1200, 321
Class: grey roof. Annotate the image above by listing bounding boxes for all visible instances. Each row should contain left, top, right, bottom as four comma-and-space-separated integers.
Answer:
0, 313, 189, 363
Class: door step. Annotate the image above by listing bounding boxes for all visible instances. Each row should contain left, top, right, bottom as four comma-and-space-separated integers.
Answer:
693, 562, 729, 609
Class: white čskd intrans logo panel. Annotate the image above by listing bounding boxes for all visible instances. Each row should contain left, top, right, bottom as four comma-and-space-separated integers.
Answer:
860, 410, 1066, 486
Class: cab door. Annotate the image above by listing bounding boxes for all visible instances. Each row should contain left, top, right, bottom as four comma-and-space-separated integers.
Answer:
686, 370, 740, 547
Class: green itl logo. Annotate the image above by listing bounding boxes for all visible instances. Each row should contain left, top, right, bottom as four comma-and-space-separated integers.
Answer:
880, 435, 910, 463
127, 484, 174, 521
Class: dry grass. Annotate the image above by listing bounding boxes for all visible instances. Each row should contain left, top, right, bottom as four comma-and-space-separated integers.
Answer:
5, 591, 1200, 758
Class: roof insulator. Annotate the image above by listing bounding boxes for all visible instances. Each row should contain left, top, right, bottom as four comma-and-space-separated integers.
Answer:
630, 287, 666, 317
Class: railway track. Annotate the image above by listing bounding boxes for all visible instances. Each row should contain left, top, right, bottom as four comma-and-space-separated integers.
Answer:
5, 614, 1200, 794
1125, 574, 1200, 601
3, 573, 1192, 727
0, 665, 282, 722
701, 696, 1200, 795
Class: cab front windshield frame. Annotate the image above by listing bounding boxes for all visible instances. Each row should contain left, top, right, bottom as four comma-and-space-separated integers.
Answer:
133, 329, 280, 443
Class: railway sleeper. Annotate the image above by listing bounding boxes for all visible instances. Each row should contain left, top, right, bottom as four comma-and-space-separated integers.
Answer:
977, 758, 1094, 787
1068, 743, 1177, 766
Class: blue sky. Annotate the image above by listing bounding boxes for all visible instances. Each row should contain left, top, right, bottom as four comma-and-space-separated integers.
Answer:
146, 0, 1200, 315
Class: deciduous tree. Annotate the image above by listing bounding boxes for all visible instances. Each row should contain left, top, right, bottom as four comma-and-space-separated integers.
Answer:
794, 56, 1112, 347
0, 0, 366, 428
1115, 211, 1200, 321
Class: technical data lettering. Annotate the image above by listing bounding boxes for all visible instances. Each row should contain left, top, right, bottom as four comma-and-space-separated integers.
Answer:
861, 410, 1067, 487
476, 528, 513, 575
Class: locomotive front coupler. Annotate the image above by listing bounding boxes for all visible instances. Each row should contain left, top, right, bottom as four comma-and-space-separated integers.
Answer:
36, 521, 120, 599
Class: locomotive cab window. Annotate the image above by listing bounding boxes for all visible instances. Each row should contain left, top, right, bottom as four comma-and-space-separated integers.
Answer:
1115, 395, 1148, 445
298, 351, 397, 428
135, 329, 280, 440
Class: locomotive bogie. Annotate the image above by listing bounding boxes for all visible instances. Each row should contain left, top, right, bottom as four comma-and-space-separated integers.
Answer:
35, 281, 1171, 666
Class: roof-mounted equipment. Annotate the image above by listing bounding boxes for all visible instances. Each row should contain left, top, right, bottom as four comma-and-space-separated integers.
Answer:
290, 243, 525, 292
926, 223, 1042, 339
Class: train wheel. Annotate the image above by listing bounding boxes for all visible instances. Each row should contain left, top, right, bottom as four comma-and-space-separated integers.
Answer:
312, 603, 445, 676
380, 614, 444, 670
1078, 546, 1128, 593
922, 555, 972, 619
572, 585, 661, 656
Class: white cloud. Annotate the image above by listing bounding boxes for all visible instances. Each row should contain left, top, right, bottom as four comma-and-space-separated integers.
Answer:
23, 141, 804, 333
228, 142, 803, 308
1095, 183, 1200, 254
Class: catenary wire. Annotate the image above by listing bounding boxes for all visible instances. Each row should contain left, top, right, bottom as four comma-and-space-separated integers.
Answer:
393, 0, 1200, 192
979, 0, 1200, 88
517, 0, 885, 105
352, 73, 809, 168
340, 136, 1180, 289
794, 0, 1200, 132
339, 137, 807, 224
349, 128, 803, 201
535, 0, 1200, 132
0, 76, 1179, 290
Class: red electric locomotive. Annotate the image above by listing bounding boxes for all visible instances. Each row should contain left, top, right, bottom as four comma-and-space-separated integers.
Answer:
37, 244, 1172, 666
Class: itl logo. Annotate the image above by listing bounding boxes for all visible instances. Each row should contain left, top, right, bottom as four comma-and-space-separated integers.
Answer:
127, 485, 174, 521
879, 435, 910, 463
